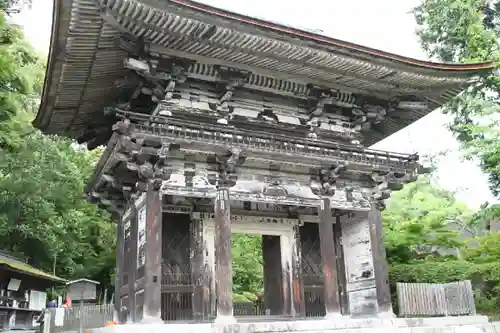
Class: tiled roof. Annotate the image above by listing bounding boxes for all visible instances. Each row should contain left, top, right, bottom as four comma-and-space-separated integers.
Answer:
0, 254, 66, 283
34, 0, 494, 145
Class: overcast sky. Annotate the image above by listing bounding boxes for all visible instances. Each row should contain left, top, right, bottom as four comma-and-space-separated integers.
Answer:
14, 0, 497, 209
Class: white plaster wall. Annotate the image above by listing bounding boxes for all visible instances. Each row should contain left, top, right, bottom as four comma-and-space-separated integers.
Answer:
340, 212, 378, 315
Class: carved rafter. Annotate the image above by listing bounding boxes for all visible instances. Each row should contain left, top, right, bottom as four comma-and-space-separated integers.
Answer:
306, 86, 359, 140
123, 56, 193, 105
362, 167, 421, 211
87, 118, 170, 212
215, 146, 247, 187
213, 66, 250, 124
316, 163, 349, 196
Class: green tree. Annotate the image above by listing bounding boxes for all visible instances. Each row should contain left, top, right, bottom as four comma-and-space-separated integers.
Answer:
383, 176, 469, 264
232, 234, 263, 298
413, 0, 500, 196
0, 5, 117, 293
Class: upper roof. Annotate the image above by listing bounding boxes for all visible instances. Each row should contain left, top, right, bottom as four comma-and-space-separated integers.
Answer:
34, 0, 494, 145
0, 252, 66, 283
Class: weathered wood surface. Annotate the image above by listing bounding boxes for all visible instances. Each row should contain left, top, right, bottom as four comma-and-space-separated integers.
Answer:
262, 235, 284, 315
397, 280, 476, 317
214, 187, 233, 317
142, 183, 162, 321
318, 198, 340, 315
368, 206, 392, 313
44, 304, 113, 333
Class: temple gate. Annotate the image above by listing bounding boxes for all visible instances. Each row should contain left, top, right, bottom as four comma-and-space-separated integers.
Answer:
34, 0, 493, 329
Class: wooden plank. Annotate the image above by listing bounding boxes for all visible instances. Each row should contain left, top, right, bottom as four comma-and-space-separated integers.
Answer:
333, 218, 348, 315
263, 235, 284, 315
396, 281, 476, 317
214, 188, 233, 317
291, 224, 305, 318
368, 205, 392, 313
114, 212, 125, 322
318, 198, 341, 316
142, 184, 162, 321
127, 204, 138, 322
190, 216, 207, 320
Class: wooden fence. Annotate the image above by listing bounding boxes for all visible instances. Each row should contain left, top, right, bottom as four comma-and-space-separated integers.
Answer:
397, 280, 476, 317
43, 304, 113, 333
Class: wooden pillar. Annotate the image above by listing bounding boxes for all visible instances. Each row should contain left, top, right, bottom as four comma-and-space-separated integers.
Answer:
214, 187, 234, 321
114, 211, 126, 322
318, 198, 341, 318
333, 217, 348, 315
191, 216, 210, 320
291, 224, 305, 318
368, 204, 394, 316
141, 182, 163, 322
127, 203, 138, 323
262, 235, 283, 315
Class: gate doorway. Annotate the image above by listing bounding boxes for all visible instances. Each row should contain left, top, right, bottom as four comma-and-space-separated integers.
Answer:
206, 221, 294, 318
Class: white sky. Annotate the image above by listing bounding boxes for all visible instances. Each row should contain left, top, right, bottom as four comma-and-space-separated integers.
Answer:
14, 0, 497, 209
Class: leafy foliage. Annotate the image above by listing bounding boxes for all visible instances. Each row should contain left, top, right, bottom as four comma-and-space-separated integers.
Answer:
232, 234, 263, 300
0, 6, 116, 295
383, 176, 470, 264
384, 175, 500, 317
411, 2, 500, 315
413, 0, 500, 196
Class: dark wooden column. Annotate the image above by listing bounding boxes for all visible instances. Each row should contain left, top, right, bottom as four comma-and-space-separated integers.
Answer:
214, 187, 234, 320
113, 211, 126, 322
368, 204, 394, 315
262, 235, 283, 315
291, 224, 305, 318
333, 217, 348, 315
141, 182, 163, 322
127, 202, 138, 323
318, 198, 341, 318
191, 216, 211, 320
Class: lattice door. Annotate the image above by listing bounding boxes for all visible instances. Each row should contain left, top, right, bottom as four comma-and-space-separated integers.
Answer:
161, 213, 193, 321
300, 223, 324, 286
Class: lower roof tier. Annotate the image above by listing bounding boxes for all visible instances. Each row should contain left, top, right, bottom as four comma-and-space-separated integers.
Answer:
86, 119, 422, 213
35, 0, 493, 146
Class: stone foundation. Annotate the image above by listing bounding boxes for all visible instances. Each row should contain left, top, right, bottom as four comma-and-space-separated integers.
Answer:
92, 316, 492, 333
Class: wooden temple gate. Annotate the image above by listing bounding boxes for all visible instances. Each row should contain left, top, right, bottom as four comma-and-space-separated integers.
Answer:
35, 0, 492, 325
119, 197, 359, 322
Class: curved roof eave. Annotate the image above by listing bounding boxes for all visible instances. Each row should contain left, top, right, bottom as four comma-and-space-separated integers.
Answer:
167, 0, 495, 72
34, 0, 495, 144
34, 0, 64, 132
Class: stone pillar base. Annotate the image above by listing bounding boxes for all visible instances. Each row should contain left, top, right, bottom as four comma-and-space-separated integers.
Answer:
214, 315, 237, 325
324, 312, 343, 320
377, 311, 396, 319
140, 316, 163, 324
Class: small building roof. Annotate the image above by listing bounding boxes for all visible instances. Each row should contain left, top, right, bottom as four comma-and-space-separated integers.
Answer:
0, 252, 66, 283
66, 278, 100, 286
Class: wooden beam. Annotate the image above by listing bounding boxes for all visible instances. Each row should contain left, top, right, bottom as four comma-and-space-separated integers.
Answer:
262, 235, 284, 315
291, 225, 305, 318
318, 198, 341, 318
368, 205, 394, 316
190, 216, 210, 320
127, 203, 138, 322
333, 216, 349, 315
213, 188, 234, 320
114, 211, 126, 323
141, 183, 163, 322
